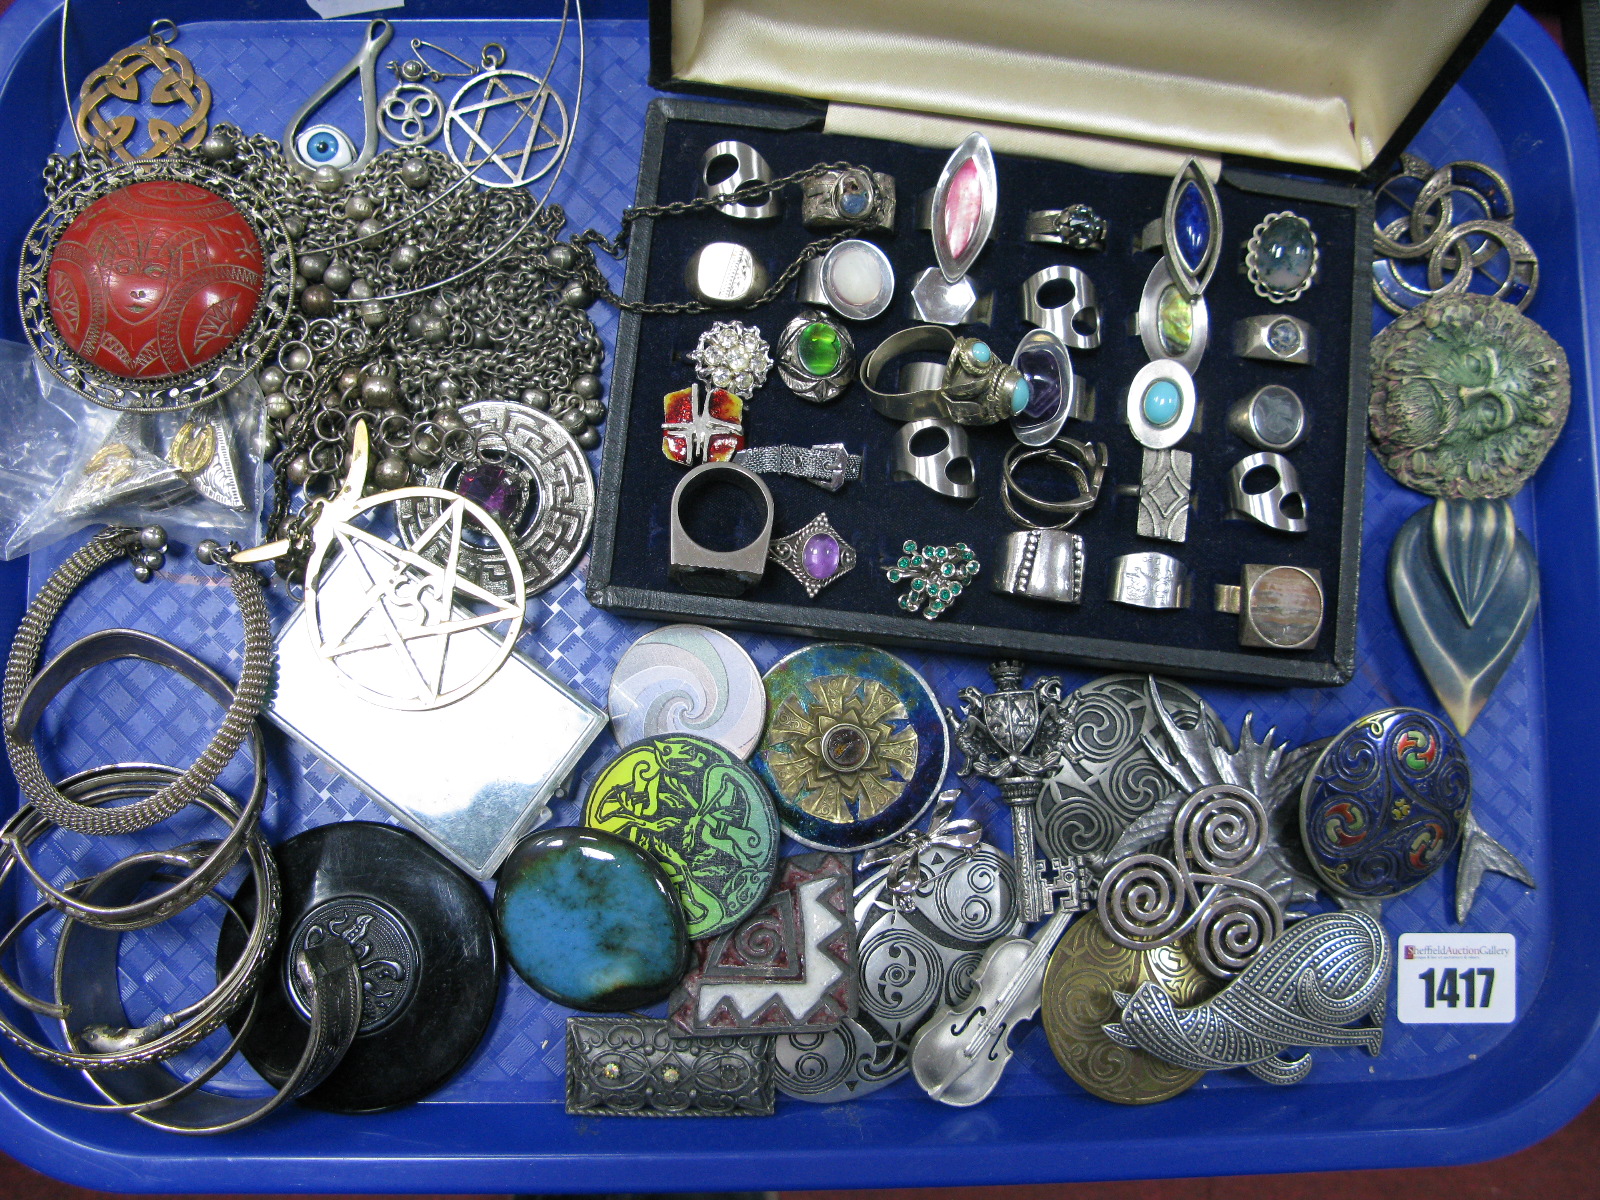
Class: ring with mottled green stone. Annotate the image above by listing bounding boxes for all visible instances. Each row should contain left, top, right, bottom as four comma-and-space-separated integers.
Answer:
776, 310, 856, 403
1244, 211, 1319, 303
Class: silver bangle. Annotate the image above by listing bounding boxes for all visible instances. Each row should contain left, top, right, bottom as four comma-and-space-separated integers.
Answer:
2, 529, 272, 839
669, 462, 774, 596
0, 767, 280, 1071
1, 629, 266, 931
1234, 314, 1315, 365
1227, 452, 1308, 532
1107, 551, 1192, 609
731, 443, 861, 491
699, 141, 780, 220
1020, 265, 1101, 350
993, 529, 1086, 605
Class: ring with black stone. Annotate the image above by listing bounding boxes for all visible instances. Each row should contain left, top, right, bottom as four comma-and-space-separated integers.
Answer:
669, 461, 774, 597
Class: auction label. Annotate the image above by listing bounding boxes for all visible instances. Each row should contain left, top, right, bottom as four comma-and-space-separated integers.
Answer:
1396, 933, 1516, 1024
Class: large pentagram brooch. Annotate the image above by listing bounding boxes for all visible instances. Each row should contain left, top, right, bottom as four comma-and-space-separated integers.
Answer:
266, 421, 526, 711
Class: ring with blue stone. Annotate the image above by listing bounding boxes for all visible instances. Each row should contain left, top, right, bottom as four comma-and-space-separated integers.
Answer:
1024, 204, 1107, 251
1234, 314, 1315, 366
1136, 158, 1222, 300
1125, 358, 1197, 450
801, 166, 896, 233
862, 324, 1028, 425
1245, 211, 1319, 303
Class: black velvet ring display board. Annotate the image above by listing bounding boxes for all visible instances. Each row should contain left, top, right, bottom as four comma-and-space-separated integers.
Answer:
588, 98, 1373, 687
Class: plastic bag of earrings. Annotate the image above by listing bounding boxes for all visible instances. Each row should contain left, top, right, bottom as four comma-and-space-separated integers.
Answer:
0, 350, 267, 559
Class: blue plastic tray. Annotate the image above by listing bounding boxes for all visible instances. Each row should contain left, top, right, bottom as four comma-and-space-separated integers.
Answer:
0, 1, 1596, 1192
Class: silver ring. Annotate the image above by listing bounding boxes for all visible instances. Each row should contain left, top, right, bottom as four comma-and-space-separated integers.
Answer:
863, 326, 1025, 425
1021, 265, 1101, 350
1133, 257, 1209, 371
1215, 564, 1324, 650
1228, 384, 1306, 452
1244, 211, 1319, 303
1000, 439, 1106, 530
669, 461, 774, 596
907, 267, 992, 326
687, 320, 772, 397
1234, 314, 1314, 365
993, 528, 1085, 605
800, 167, 895, 232
1107, 551, 1191, 609
1024, 205, 1106, 250
1011, 328, 1087, 446
1227, 452, 1307, 532
685, 242, 768, 306
1125, 358, 1196, 449
699, 141, 780, 220
928, 132, 997, 284
769, 512, 857, 598
1135, 158, 1220, 299
796, 239, 895, 320
776, 311, 855, 402
1121, 447, 1193, 543
891, 419, 977, 499
731, 443, 861, 491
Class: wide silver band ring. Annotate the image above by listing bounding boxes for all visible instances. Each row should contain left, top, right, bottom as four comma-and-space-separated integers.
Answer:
1227, 452, 1307, 532
993, 529, 1085, 604
892, 419, 977, 499
1107, 552, 1192, 609
669, 462, 774, 596
801, 167, 895, 232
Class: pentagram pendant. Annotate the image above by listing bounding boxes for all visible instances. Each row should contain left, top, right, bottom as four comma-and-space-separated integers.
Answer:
242, 421, 525, 711
444, 47, 570, 189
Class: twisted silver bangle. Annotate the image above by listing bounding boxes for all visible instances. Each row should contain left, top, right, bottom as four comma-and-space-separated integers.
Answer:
2, 529, 272, 837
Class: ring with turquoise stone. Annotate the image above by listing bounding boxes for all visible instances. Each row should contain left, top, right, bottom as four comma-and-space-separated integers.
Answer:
1245, 211, 1319, 303
863, 325, 1027, 425
1125, 358, 1196, 450
776, 310, 856, 402
1136, 158, 1222, 300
